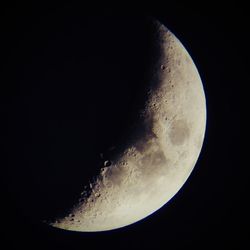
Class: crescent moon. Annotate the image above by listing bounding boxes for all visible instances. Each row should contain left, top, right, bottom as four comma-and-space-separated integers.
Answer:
49, 20, 206, 232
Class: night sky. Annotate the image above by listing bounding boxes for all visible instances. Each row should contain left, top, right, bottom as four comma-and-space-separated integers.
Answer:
1, 2, 247, 249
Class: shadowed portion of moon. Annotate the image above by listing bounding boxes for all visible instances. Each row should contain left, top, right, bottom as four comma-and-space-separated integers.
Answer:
6, 15, 168, 223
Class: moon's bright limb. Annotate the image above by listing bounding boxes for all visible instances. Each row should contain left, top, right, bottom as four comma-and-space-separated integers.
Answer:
50, 20, 206, 232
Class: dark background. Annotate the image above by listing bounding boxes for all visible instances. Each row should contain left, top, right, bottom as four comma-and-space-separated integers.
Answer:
1, 2, 247, 249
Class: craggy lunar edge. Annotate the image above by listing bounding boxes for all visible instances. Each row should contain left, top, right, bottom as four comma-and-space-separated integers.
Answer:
49, 20, 207, 232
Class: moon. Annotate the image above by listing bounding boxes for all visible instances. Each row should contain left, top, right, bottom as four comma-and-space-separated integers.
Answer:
49, 20, 206, 232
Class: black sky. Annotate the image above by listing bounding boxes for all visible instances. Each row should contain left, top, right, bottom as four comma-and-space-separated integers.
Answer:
1, 2, 247, 249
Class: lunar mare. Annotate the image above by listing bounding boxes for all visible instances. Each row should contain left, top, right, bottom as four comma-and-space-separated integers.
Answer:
50, 21, 206, 232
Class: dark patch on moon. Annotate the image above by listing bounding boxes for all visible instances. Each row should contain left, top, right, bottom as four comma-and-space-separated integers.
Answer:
139, 150, 168, 178
151, 150, 167, 166
169, 119, 190, 145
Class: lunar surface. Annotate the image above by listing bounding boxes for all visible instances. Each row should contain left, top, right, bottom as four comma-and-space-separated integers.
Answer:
50, 20, 206, 232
